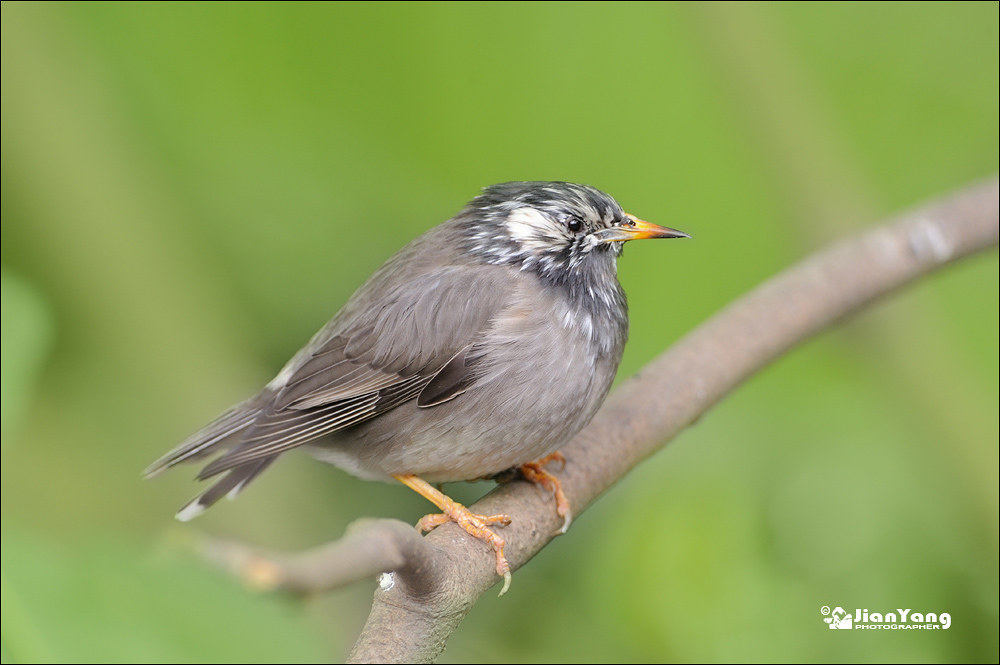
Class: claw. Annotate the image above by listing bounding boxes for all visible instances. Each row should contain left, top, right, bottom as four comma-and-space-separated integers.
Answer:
499, 570, 512, 596
557, 506, 573, 535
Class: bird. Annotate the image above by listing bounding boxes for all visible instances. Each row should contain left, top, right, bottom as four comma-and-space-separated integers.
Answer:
146, 181, 688, 594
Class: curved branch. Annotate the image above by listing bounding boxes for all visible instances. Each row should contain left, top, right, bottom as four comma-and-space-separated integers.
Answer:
345, 176, 997, 662
196, 518, 443, 595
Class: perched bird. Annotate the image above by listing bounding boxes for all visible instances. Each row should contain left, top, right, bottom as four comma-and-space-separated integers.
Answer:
146, 181, 688, 593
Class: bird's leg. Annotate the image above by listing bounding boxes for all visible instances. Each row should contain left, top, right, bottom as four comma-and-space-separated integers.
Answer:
393, 473, 513, 595
519, 452, 572, 534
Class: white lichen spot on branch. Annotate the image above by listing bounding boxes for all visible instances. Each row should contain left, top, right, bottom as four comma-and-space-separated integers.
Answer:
908, 216, 954, 263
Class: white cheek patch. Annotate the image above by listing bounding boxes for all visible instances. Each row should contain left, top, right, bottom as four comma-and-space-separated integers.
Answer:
505, 207, 550, 240
505, 207, 561, 251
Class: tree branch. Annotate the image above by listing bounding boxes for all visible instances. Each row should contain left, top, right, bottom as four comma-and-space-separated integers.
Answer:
196, 519, 443, 596
201, 177, 998, 663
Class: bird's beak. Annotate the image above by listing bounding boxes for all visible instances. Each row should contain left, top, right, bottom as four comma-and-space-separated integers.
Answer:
592, 213, 691, 244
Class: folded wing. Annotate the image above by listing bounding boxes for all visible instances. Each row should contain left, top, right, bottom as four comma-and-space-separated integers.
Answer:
150, 263, 511, 517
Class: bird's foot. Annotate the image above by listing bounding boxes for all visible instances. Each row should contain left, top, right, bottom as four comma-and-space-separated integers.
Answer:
393, 474, 513, 595
519, 452, 572, 534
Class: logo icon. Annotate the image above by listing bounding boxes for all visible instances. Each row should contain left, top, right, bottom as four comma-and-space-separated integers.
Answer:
822, 606, 853, 629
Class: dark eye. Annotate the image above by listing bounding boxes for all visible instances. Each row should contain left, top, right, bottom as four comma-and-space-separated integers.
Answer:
567, 217, 583, 233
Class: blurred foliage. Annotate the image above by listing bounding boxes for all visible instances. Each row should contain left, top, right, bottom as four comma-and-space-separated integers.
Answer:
1, 271, 53, 445
1, 2, 997, 662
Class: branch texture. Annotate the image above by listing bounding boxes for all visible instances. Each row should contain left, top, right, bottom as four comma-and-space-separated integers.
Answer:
336, 177, 997, 662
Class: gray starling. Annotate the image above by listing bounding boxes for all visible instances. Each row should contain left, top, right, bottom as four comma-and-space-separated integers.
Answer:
146, 181, 688, 593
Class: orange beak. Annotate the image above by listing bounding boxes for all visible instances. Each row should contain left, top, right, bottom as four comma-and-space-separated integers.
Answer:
593, 213, 691, 243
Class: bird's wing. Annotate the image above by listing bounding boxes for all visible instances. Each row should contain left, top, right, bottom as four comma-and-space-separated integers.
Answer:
195, 264, 511, 478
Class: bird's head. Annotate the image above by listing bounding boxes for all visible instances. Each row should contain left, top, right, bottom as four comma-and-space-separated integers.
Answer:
460, 182, 688, 285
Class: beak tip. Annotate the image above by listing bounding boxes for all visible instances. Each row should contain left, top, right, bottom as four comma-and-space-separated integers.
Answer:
660, 227, 691, 240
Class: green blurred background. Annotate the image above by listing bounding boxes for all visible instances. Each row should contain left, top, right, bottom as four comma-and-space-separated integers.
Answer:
2, 2, 997, 662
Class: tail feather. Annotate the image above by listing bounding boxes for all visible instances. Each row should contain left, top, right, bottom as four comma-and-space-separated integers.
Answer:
144, 399, 261, 478
175, 458, 275, 522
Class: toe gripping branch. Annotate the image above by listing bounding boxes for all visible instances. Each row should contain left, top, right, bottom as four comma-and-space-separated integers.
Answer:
394, 453, 571, 597
518, 451, 572, 534
394, 474, 514, 595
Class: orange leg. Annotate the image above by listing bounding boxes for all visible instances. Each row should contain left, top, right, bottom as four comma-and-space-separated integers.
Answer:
394, 474, 513, 595
519, 451, 572, 534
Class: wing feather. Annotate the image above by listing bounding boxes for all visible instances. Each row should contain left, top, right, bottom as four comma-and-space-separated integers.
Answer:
192, 264, 511, 480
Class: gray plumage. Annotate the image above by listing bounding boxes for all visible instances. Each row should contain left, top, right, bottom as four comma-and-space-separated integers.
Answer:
146, 182, 686, 521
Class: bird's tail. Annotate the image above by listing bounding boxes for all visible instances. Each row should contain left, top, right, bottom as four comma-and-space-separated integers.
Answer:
145, 393, 282, 521
174, 458, 275, 522
143, 399, 260, 478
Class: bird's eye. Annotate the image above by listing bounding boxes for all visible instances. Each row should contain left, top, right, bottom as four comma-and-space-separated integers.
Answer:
567, 217, 583, 233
